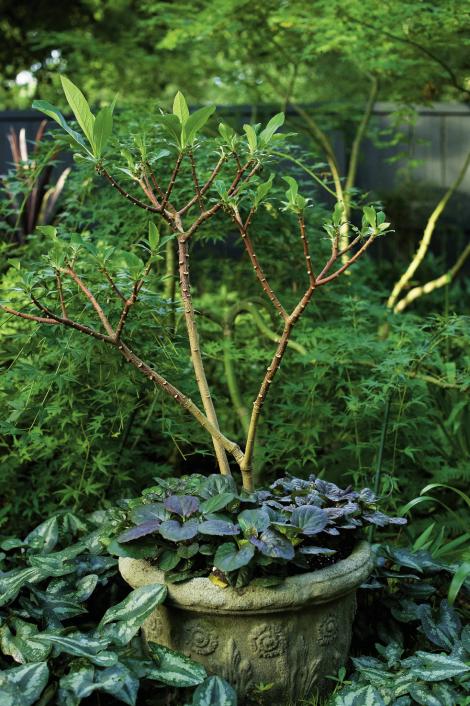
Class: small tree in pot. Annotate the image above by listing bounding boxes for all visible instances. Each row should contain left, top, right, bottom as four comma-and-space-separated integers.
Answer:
2, 78, 404, 703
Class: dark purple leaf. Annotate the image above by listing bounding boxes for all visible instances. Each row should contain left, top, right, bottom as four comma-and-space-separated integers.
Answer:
159, 519, 199, 542
295, 491, 323, 507
324, 507, 347, 520
291, 505, 328, 535
364, 511, 407, 527
250, 528, 295, 560
314, 479, 350, 501
131, 503, 168, 524
164, 495, 200, 518
117, 520, 161, 543
198, 520, 239, 536
359, 488, 378, 504
342, 502, 359, 514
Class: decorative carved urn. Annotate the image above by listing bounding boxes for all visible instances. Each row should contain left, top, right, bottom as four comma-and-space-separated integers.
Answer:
119, 541, 372, 702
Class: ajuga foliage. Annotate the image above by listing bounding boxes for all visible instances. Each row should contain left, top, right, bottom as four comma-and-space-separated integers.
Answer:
104, 473, 405, 588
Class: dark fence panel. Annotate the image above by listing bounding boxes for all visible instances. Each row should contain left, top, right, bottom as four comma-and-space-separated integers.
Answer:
1, 101, 469, 200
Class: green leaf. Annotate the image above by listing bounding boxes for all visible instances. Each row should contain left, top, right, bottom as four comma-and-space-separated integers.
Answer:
59, 663, 139, 706
254, 174, 274, 209
259, 112, 285, 146
154, 113, 182, 146
25, 516, 59, 554
200, 493, 236, 514
95, 664, 139, 706
0, 663, 49, 706
243, 124, 258, 153
159, 550, 180, 571
191, 675, 237, 706
173, 91, 190, 126
408, 684, 442, 706
60, 76, 95, 149
332, 202, 344, 227
363, 205, 377, 228
218, 122, 236, 144
332, 684, 386, 706
106, 538, 157, 560
0, 567, 47, 607
237, 508, 270, 535
185, 105, 216, 144
146, 643, 206, 687
201, 474, 238, 498
32, 100, 92, 155
448, 561, 470, 606
410, 651, 469, 681
59, 666, 95, 700
283, 175, 299, 201
148, 222, 160, 252
36, 225, 57, 238
93, 96, 116, 158
0, 619, 50, 664
30, 633, 116, 667
214, 542, 255, 572
99, 583, 167, 628
420, 483, 470, 509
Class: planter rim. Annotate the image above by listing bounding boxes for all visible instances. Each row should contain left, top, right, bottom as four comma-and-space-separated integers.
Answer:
119, 540, 372, 615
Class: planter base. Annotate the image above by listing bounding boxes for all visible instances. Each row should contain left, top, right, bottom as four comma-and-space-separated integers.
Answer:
120, 541, 372, 702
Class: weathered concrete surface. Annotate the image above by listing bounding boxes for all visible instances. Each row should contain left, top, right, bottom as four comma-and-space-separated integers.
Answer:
120, 541, 372, 701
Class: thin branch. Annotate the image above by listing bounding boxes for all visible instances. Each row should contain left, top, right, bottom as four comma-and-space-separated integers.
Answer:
115, 281, 139, 340
63, 267, 115, 337
162, 152, 183, 213
140, 173, 161, 208
30, 295, 114, 343
316, 234, 377, 286
316, 231, 340, 281
298, 215, 316, 287
101, 269, 126, 302
1, 305, 58, 325
2, 300, 244, 466
179, 153, 227, 216
188, 150, 204, 211
185, 202, 223, 239
99, 168, 161, 213
145, 161, 166, 200
232, 207, 288, 320
271, 150, 338, 199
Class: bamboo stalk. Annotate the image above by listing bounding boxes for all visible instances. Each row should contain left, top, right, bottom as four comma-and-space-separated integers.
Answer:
387, 150, 470, 311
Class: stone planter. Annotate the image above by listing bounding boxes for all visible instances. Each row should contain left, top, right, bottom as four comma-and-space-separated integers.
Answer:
119, 541, 372, 702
